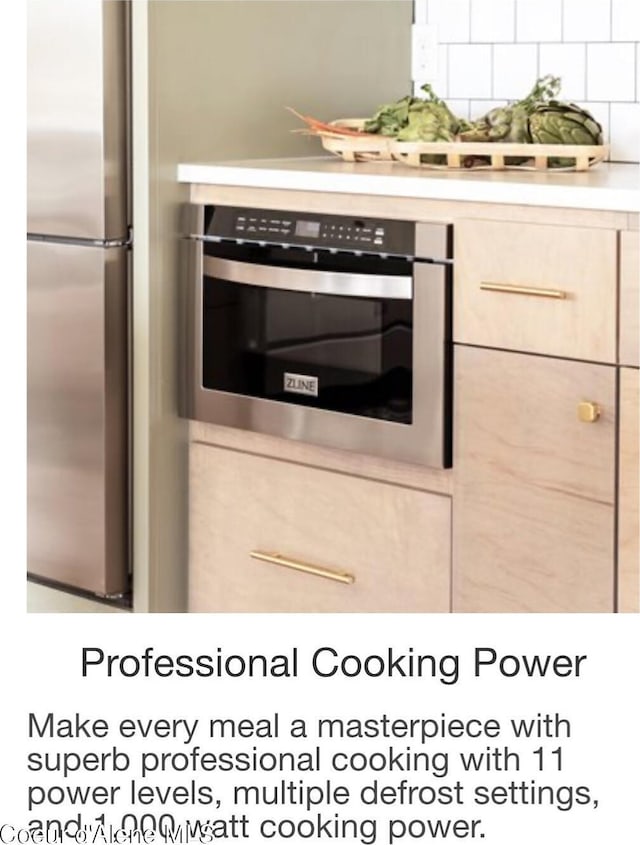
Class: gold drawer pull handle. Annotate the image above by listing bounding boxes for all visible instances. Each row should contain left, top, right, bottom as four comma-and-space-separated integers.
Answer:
250, 550, 355, 585
577, 401, 601, 423
480, 282, 567, 300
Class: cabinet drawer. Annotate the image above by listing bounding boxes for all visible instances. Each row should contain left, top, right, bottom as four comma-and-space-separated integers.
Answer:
620, 231, 639, 366
189, 443, 451, 612
454, 220, 617, 362
453, 346, 616, 613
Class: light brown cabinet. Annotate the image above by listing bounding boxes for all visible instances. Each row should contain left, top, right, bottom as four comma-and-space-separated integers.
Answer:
454, 219, 617, 362
189, 442, 451, 613
618, 368, 639, 612
453, 346, 616, 612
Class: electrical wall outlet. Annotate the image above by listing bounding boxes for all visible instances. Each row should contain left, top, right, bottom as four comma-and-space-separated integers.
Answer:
411, 23, 438, 83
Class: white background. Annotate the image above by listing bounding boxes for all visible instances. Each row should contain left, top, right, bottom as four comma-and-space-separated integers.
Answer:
1, 615, 639, 844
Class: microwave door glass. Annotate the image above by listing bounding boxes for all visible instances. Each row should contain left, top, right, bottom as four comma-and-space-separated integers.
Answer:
202, 278, 413, 423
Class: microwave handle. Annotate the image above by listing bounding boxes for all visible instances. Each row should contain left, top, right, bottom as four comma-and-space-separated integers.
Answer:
202, 255, 412, 300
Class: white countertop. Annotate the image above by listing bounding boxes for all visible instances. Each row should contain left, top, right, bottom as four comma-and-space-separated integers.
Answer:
178, 156, 640, 213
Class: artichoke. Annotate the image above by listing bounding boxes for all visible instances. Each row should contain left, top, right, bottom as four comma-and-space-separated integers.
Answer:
529, 101, 603, 167
364, 84, 462, 139
459, 75, 561, 161
397, 100, 459, 164
460, 102, 531, 143
395, 113, 455, 164
529, 101, 602, 144
395, 88, 459, 140
365, 84, 462, 163
364, 95, 414, 136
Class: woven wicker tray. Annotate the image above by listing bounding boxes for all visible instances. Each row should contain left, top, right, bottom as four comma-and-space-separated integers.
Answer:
321, 120, 608, 172
318, 119, 395, 162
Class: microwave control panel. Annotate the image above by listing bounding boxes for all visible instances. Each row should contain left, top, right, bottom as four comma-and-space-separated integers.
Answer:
206, 206, 416, 256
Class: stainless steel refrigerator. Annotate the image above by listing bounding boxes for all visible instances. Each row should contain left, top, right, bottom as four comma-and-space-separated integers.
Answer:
27, 0, 130, 599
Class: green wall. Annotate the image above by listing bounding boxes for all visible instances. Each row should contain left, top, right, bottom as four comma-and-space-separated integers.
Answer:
153, 0, 412, 161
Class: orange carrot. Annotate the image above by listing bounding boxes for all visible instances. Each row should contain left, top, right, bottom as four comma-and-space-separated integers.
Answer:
286, 107, 373, 136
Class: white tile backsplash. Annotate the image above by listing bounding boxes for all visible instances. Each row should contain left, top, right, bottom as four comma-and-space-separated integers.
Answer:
429, 44, 449, 97
587, 43, 636, 101
516, 0, 562, 43
428, 0, 471, 43
563, 0, 611, 43
471, 0, 515, 43
415, 0, 640, 161
493, 44, 538, 99
611, 0, 640, 43
448, 44, 493, 98
539, 43, 586, 101
610, 103, 640, 160
447, 98, 471, 120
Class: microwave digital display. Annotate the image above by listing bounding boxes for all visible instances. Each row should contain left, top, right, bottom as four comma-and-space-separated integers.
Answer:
295, 220, 321, 238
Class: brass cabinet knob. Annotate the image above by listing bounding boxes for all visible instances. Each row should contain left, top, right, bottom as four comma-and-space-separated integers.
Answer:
577, 401, 601, 423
